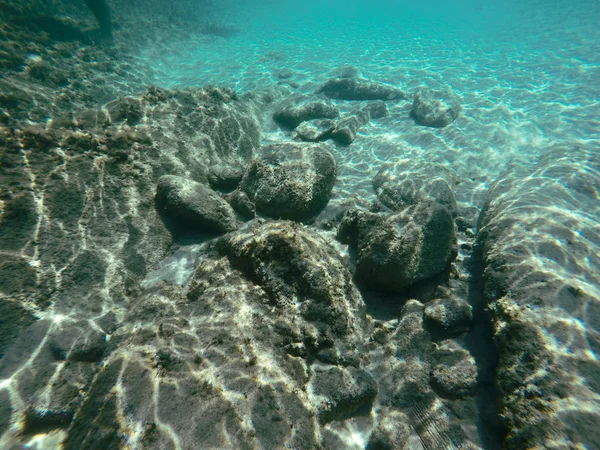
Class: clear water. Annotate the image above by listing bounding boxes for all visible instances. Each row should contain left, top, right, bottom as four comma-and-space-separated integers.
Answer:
1, 0, 599, 448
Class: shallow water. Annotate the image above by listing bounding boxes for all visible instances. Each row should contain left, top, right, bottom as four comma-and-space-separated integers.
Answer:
1, 0, 599, 449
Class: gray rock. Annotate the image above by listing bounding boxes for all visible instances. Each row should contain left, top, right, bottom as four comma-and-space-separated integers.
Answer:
430, 340, 477, 397
364, 101, 389, 119
424, 295, 473, 335
238, 142, 336, 221
318, 78, 405, 101
373, 159, 459, 214
155, 175, 239, 234
273, 94, 339, 129
410, 88, 461, 128
311, 366, 378, 423
478, 145, 600, 448
330, 109, 370, 146
341, 201, 457, 293
294, 118, 335, 142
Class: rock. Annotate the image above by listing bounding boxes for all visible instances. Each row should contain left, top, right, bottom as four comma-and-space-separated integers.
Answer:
318, 78, 405, 101
273, 94, 339, 129
424, 295, 473, 335
340, 202, 457, 293
294, 118, 335, 142
364, 101, 389, 119
410, 88, 461, 128
155, 175, 239, 234
275, 68, 294, 79
373, 159, 459, 215
238, 142, 336, 221
366, 409, 412, 450
60, 219, 372, 450
311, 366, 378, 423
430, 340, 477, 397
207, 164, 245, 190
477, 145, 600, 449
224, 189, 256, 220
105, 97, 144, 125
330, 109, 370, 146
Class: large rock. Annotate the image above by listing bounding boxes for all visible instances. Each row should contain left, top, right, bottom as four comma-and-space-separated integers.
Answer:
318, 78, 405, 101
60, 221, 373, 449
373, 159, 459, 215
155, 175, 239, 234
338, 202, 457, 293
477, 145, 600, 449
0, 85, 264, 447
238, 142, 337, 221
273, 93, 339, 129
410, 88, 461, 128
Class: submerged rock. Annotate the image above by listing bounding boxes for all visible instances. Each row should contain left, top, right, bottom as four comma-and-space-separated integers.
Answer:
294, 118, 336, 142
424, 294, 473, 335
238, 142, 336, 221
273, 93, 339, 129
311, 366, 378, 423
330, 109, 370, 145
155, 175, 239, 234
410, 88, 461, 128
339, 202, 457, 293
430, 340, 477, 397
373, 159, 459, 215
478, 145, 600, 449
318, 78, 405, 101
62, 220, 373, 449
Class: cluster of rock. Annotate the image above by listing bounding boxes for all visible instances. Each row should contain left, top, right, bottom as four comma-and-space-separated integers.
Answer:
271, 76, 462, 148
1, 40, 597, 449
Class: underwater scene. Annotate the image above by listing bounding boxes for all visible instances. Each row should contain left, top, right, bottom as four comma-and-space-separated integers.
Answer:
0, 0, 599, 448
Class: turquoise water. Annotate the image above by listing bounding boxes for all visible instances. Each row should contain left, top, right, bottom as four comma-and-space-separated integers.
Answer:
1, 0, 599, 448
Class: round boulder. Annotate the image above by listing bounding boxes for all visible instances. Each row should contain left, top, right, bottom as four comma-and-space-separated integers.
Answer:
238, 142, 337, 221
155, 175, 239, 234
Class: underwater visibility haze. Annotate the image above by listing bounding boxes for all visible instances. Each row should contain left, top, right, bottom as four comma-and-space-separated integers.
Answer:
0, 0, 599, 448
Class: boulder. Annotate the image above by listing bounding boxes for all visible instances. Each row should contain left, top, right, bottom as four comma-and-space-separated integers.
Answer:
373, 159, 459, 215
155, 175, 239, 234
318, 78, 405, 101
410, 88, 461, 128
273, 94, 339, 129
339, 202, 457, 293
238, 142, 336, 221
